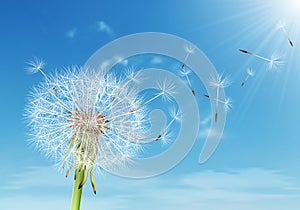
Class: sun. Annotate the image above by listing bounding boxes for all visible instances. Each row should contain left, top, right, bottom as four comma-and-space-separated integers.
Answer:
257, 0, 300, 48
273, 0, 300, 21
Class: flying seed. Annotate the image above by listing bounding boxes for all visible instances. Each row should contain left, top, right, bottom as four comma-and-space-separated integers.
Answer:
239, 49, 283, 71
241, 68, 255, 87
277, 21, 294, 47
181, 44, 196, 96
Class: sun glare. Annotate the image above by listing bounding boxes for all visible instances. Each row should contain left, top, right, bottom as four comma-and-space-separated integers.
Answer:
266, 0, 300, 46
273, 0, 300, 20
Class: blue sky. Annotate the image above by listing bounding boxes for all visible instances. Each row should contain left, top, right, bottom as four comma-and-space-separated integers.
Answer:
1, 0, 300, 209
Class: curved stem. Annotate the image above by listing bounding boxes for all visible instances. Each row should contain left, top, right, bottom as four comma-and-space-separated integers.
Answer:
70, 169, 84, 210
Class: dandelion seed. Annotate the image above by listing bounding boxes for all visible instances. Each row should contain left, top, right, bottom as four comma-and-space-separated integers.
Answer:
241, 68, 255, 87
209, 72, 231, 89
277, 20, 285, 30
26, 57, 46, 75
239, 49, 284, 71
155, 108, 181, 141
268, 53, 284, 71
208, 73, 231, 122
130, 80, 176, 113
110, 66, 143, 104
184, 44, 195, 61
239, 49, 270, 62
180, 67, 195, 96
204, 94, 232, 111
156, 79, 177, 101
124, 66, 143, 84
158, 130, 175, 145
181, 44, 196, 96
224, 98, 232, 111
277, 20, 294, 47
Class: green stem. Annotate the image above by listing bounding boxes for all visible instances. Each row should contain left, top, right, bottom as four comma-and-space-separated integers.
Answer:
70, 170, 84, 210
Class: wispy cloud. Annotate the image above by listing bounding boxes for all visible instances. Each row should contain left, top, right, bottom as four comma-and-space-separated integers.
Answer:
65, 27, 77, 39
114, 56, 128, 65
1, 166, 71, 191
151, 56, 163, 64
2, 167, 300, 210
197, 115, 211, 138
200, 115, 211, 126
97, 21, 114, 36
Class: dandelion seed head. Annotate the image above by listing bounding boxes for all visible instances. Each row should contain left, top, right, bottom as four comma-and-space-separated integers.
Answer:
268, 53, 284, 71
179, 67, 192, 77
246, 68, 255, 77
156, 79, 177, 97
209, 72, 231, 88
184, 44, 195, 55
154, 80, 177, 103
25, 66, 149, 172
124, 66, 143, 84
277, 20, 286, 30
169, 107, 181, 122
26, 57, 46, 74
160, 130, 175, 145
224, 98, 233, 111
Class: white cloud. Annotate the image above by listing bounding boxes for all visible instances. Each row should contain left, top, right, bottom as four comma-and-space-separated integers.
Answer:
114, 56, 128, 65
2, 167, 300, 209
198, 127, 223, 140
197, 127, 210, 139
97, 21, 113, 36
151, 56, 163, 64
2, 166, 71, 189
65, 28, 77, 39
200, 115, 211, 126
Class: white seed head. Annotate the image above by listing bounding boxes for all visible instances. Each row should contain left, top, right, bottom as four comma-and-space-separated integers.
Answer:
124, 66, 143, 84
25, 66, 149, 171
184, 44, 195, 55
179, 67, 192, 77
155, 79, 177, 102
26, 57, 46, 74
169, 107, 181, 122
160, 130, 175, 145
209, 72, 231, 88
156, 79, 177, 96
246, 68, 255, 77
224, 98, 233, 111
268, 53, 284, 71
277, 20, 286, 30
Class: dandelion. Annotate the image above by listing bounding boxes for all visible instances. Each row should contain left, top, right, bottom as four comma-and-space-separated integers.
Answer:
24, 60, 165, 210
241, 68, 255, 87
181, 44, 196, 96
239, 49, 284, 71
208, 73, 231, 122
277, 20, 294, 47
